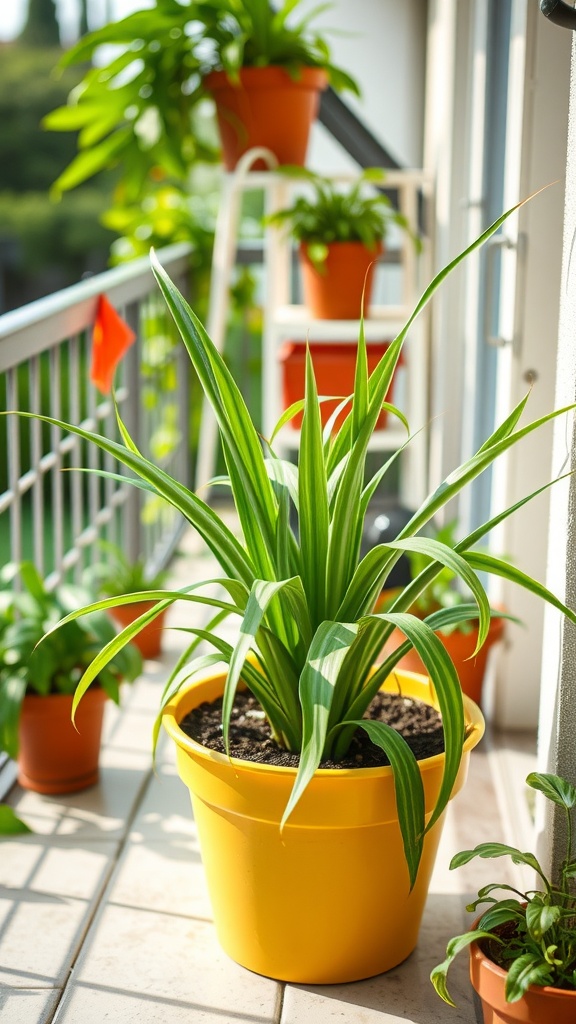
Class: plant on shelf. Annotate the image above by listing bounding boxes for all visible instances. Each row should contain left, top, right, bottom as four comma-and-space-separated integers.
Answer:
9, 193, 576, 984
84, 541, 169, 659
266, 166, 418, 318
379, 520, 509, 705
44, 0, 359, 197
431, 771, 576, 1022
0, 562, 141, 794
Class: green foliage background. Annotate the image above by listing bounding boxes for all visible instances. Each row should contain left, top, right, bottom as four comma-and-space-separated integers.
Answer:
0, 44, 115, 310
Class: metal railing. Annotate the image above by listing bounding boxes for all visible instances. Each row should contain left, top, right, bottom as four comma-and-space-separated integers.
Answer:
0, 242, 194, 588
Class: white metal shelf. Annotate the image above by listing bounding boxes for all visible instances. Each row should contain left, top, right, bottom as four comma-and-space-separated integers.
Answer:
271, 305, 410, 341
194, 149, 433, 512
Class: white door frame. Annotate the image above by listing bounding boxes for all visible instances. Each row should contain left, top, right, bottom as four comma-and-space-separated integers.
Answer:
425, 0, 571, 729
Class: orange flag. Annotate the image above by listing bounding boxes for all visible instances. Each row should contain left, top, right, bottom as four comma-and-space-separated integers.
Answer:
90, 295, 136, 394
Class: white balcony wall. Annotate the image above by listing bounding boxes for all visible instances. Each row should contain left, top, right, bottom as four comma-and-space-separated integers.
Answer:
301, 0, 429, 172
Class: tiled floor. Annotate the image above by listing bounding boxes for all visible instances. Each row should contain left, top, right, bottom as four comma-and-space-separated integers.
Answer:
0, 528, 536, 1023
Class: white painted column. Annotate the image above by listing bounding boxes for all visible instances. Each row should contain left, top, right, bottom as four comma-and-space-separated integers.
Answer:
537, 35, 576, 878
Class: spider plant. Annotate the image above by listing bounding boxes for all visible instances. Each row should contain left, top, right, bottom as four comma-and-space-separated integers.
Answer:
13, 194, 576, 888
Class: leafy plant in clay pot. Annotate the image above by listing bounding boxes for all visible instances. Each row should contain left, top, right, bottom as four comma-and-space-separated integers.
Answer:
267, 165, 417, 318
431, 771, 576, 1023
0, 562, 141, 793
44, 0, 359, 185
84, 541, 169, 659
10, 194, 576, 984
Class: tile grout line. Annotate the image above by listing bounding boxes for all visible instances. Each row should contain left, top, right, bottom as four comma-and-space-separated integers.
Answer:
273, 982, 286, 1024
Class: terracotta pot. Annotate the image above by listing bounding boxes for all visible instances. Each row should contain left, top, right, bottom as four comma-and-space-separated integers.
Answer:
299, 239, 383, 319
470, 937, 576, 1023
381, 614, 505, 706
205, 66, 328, 171
280, 340, 399, 431
163, 668, 484, 984
18, 688, 107, 795
108, 602, 167, 659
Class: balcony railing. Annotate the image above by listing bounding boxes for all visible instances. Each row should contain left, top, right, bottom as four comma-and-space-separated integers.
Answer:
0, 242, 194, 588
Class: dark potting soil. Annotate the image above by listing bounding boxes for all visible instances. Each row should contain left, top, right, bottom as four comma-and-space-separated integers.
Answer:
180, 689, 444, 769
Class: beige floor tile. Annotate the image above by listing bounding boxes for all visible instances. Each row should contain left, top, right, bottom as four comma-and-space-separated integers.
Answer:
65, 905, 279, 1019
56, 982, 278, 1022
282, 895, 476, 1024
11, 750, 151, 839
109, 840, 212, 922
0, 842, 116, 987
129, 762, 196, 842
0, 988, 61, 1024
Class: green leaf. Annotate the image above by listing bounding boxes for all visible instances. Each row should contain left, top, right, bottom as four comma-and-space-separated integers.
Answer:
52, 127, 133, 194
385, 537, 491, 653
505, 953, 554, 1002
281, 621, 359, 828
451, 843, 547, 881
222, 579, 301, 752
298, 348, 329, 627
431, 930, 495, 1006
526, 772, 576, 810
526, 900, 561, 940
355, 717, 425, 888
0, 805, 32, 836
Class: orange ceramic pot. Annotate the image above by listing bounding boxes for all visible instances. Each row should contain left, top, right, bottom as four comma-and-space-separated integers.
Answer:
206, 66, 328, 171
279, 340, 396, 430
18, 688, 107, 795
300, 239, 383, 319
163, 668, 484, 984
108, 602, 167, 659
470, 938, 576, 1023
381, 615, 505, 706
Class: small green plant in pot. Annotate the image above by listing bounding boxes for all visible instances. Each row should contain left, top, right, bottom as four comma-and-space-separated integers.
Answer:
84, 541, 169, 659
0, 562, 141, 794
10, 194, 576, 982
431, 771, 576, 1023
267, 166, 417, 319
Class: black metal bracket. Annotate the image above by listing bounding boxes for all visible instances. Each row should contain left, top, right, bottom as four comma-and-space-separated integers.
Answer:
540, 0, 576, 30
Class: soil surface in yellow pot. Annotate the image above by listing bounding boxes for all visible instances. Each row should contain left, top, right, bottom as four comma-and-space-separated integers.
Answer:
163, 669, 484, 984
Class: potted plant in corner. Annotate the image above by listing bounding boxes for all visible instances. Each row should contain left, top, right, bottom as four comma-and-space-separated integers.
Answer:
431, 771, 576, 1023
0, 562, 141, 794
84, 541, 169, 659
379, 520, 508, 706
45, 0, 359, 181
14, 196, 576, 984
267, 166, 416, 319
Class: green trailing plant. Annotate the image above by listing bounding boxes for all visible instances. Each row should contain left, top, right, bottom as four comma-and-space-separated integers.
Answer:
431, 771, 576, 1005
10, 194, 576, 889
266, 166, 417, 268
84, 541, 169, 599
0, 562, 142, 760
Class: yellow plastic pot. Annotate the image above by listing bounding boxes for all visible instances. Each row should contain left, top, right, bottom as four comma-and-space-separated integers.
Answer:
163, 668, 484, 984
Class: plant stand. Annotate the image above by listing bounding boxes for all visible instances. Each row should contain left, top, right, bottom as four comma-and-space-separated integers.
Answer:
195, 152, 433, 511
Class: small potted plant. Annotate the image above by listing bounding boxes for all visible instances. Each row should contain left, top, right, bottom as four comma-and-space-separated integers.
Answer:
431, 771, 576, 1023
379, 521, 508, 705
266, 166, 417, 319
85, 541, 169, 659
11, 196, 576, 984
0, 562, 141, 794
45, 0, 359, 182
